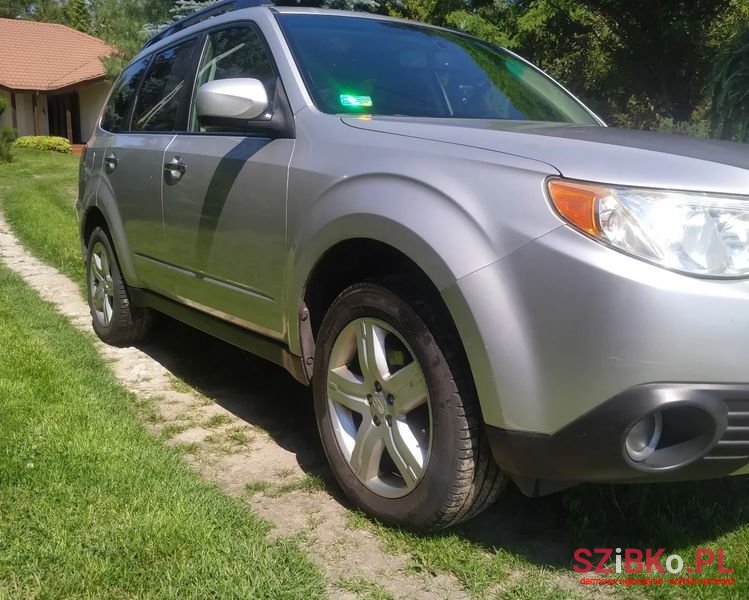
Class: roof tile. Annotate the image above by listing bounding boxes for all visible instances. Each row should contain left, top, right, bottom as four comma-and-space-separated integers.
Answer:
0, 18, 113, 92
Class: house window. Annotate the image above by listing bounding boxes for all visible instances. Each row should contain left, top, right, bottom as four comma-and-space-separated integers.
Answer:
132, 40, 197, 132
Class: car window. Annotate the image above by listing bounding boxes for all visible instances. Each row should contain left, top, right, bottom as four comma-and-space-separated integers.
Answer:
277, 14, 598, 124
189, 26, 276, 132
132, 40, 197, 132
100, 57, 149, 133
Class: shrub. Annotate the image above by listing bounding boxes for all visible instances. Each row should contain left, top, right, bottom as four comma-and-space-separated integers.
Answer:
14, 135, 73, 154
709, 27, 749, 143
0, 126, 17, 163
0, 95, 7, 117
654, 117, 711, 139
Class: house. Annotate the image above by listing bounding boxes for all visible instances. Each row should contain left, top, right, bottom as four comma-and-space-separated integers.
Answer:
0, 18, 113, 143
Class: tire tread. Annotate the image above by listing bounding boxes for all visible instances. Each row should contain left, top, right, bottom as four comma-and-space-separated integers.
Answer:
379, 276, 505, 529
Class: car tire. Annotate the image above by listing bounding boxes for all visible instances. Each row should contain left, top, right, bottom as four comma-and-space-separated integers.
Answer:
313, 281, 505, 530
86, 226, 152, 347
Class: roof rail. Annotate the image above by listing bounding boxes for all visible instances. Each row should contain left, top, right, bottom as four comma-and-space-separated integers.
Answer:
142, 0, 272, 51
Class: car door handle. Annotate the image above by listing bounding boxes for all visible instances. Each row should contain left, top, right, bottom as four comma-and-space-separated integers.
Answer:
104, 153, 118, 174
164, 157, 186, 183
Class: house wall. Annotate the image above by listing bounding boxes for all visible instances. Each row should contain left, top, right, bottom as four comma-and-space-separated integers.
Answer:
4, 93, 49, 137
1, 82, 109, 141
78, 80, 110, 142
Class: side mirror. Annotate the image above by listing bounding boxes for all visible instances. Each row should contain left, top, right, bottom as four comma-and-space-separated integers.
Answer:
196, 78, 269, 123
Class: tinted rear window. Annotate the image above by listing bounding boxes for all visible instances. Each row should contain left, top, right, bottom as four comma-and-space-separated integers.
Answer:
132, 40, 197, 132
101, 57, 148, 133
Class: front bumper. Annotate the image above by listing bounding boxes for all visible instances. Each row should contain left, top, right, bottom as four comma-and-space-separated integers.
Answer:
486, 383, 749, 495
443, 225, 749, 434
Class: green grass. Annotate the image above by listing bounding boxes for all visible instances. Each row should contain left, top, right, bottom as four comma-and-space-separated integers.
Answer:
344, 479, 749, 600
336, 577, 395, 600
246, 480, 274, 496
244, 475, 326, 499
273, 474, 326, 496
345, 511, 518, 599
0, 149, 83, 285
204, 413, 235, 428
0, 264, 325, 599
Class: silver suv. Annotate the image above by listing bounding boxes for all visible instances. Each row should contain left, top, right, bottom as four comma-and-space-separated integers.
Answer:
78, 0, 749, 530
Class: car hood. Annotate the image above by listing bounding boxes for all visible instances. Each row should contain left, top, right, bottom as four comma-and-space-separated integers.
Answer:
342, 117, 749, 196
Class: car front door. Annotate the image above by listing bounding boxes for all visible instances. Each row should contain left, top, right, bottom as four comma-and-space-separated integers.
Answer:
160, 25, 292, 340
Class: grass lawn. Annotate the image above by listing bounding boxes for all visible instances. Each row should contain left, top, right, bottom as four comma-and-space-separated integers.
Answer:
3, 149, 749, 599
0, 149, 83, 284
0, 151, 324, 598
0, 262, 325, 599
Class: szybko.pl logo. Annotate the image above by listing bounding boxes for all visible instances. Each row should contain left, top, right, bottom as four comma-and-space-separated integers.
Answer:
574, 548, 735, 587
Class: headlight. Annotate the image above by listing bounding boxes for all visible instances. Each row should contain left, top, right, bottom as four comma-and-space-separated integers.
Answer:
547, 179, 749, 277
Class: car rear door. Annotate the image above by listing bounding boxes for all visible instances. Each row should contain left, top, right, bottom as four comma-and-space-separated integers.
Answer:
159, 24, 293, 340
107, 38, 201, 292
95, 56, 167, 289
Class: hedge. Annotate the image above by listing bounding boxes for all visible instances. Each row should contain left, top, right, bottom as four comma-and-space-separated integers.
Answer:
15, 136, 72, 153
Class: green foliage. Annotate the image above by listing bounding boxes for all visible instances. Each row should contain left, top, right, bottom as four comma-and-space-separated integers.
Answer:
170, 0, 219, 21
710, 27, 749, 142
0, 0, 66, 22
89, 0, 173, 79
322, 0, 387, 11
0, 96, 6, 117
388, 0, 463, 24
443, 11, 507, 46
0, 127, 18, 163
14, 135, 72, 153
579, 0, 731, 123
66, 0, 90, 32
654, 117, 711, 139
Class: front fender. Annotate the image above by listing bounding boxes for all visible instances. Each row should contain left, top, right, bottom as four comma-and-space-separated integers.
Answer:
285, 174, 500, 356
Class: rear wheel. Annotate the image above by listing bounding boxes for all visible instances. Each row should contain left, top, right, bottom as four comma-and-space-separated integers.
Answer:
86, 227, 152, 347
313, 282, 505, 530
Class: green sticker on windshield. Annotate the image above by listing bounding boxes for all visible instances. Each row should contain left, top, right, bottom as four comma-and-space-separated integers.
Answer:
506, 59, 527, 78
340, 94, 373, 108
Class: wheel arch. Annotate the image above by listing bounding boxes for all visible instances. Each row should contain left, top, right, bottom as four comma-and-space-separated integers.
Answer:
302, 238, 451, 339
286, 172, 500, 348
293, 233, 495, 421
81, 188, 140, 287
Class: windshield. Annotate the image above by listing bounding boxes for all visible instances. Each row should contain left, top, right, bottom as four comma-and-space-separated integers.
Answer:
276, 14, 598, 124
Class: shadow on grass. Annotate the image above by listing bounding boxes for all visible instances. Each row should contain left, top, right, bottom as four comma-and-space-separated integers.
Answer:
137, 316, 334, 480
137, 316, 749, 569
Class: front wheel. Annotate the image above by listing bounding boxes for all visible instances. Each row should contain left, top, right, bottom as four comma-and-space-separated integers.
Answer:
313, 282, 505, 530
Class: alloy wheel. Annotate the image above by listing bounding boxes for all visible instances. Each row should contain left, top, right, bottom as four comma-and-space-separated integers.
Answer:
89, 241, 115, 327
326, 317, 432, 498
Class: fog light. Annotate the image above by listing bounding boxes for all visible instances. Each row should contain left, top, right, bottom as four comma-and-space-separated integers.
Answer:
625, 412, 663, 462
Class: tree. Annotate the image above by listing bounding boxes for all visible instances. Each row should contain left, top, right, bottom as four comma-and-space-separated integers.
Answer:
67, 0, 91, 33
0, 0, 66, 22
169, 0, 218, 22
455, 0, 738, 127
88, 0, 173, 78
0, 1, 28, 18
709, 27, 749, 142
582, 1, 733, 122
